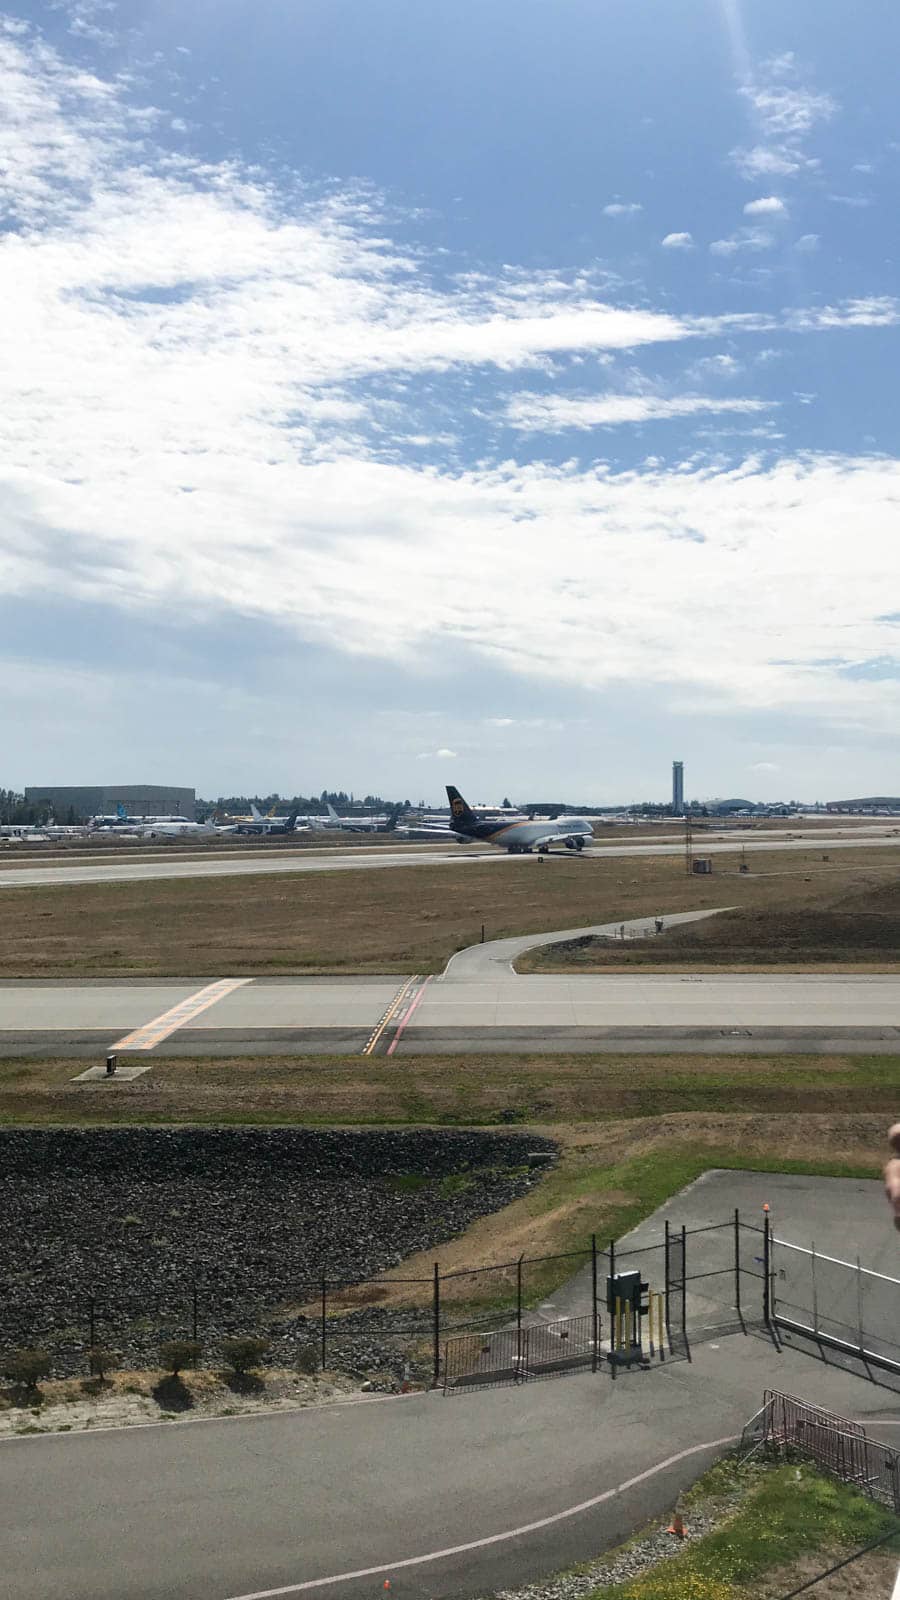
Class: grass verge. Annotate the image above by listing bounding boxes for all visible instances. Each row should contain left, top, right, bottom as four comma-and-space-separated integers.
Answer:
591, 1456, 900, 1598
1, 1051, 897, 1127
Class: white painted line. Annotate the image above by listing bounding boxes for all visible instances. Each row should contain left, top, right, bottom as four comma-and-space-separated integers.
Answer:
221, 1432, 739, 1599
111, 979, 252, 1050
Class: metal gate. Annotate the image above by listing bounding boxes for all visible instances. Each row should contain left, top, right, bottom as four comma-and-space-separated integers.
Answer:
443, 1314, 600, 1391
770, 1235, 900, 1377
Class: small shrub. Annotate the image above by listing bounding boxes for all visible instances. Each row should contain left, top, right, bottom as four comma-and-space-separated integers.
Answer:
87, 1346, 118, 1383
158, 1339, 202, 1377
2, 1348, 52, 1391
221, 1336, 270, 1375
296, 1342, 319, 1377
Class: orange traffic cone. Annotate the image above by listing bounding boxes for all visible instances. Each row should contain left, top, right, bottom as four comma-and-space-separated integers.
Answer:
667, 1512, 686, 1539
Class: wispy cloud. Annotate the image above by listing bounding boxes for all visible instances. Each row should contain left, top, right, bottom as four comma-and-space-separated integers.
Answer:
731, 55, 836, 183
710, 228, 775, 256
661, 231, 694, 250
786, 297, 900, 330
603, 201, 642, 217
505, 394, 772, 431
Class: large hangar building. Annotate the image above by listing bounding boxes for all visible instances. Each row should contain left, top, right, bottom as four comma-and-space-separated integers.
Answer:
24, 784, 196, 821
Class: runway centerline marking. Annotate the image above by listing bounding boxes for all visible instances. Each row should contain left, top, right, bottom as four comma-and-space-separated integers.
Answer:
221, 1432, 739, 1598
111, 979, 253, 1051
361, 975, 419, 1056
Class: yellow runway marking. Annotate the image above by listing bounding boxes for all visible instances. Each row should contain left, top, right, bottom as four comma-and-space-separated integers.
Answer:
112, 979, 252, 1051
361, 975, 420, 1056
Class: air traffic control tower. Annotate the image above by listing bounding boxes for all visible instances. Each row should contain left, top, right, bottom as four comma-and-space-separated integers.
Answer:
672, 760, 684, 815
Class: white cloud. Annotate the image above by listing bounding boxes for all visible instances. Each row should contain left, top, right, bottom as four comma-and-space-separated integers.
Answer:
741, 79, 836, 140
1, 25, 899, 742
794, 233, 820, 253
732, 145, 809, 180
828, 193, 873, 208
731, 58, 836, 184
603, 201, 642, 217
710, 228, 774, 257
743, 196, 787, 217
688, 354, 742, 380
786, 297, 900, 330
417, 748, 457, 759
505, 394, 772, 432
661, 231, 694, 250
750, 762, 780, 772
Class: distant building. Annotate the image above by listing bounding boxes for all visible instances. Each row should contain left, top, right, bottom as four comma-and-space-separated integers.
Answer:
24, 784, 196, 822
672, 761, 684, 815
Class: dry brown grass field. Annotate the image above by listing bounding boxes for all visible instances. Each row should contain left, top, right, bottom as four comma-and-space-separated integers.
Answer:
1, 843, 899, 976
520, 873, 900, 972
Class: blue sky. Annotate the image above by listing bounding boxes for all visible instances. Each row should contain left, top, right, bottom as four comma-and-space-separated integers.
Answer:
2, 0, 898, 802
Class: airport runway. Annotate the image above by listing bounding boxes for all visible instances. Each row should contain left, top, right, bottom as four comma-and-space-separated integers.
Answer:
0, 829, 899, 888
4, 968, 899, 1063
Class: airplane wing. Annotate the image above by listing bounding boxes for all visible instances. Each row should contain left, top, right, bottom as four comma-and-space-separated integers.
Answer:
528, 826, 591, 849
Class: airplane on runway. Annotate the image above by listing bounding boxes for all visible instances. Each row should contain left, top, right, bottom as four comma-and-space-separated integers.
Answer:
446, 785, 594, 853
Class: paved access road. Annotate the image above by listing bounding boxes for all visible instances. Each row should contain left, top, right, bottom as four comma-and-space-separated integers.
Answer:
0, 828, 898, 888
3, 1335, 899, 1600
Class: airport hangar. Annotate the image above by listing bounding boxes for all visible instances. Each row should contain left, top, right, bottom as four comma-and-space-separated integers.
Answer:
24, 784, 196, 821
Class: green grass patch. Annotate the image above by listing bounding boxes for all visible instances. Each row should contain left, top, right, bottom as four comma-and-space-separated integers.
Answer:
592, 1458, 900, 1598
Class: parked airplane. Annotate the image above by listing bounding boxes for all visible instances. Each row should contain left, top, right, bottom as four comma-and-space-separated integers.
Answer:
308, 804, 387, 832
446, 785, 594, 853
233, 808, 301, 836
138, 816, 221, 839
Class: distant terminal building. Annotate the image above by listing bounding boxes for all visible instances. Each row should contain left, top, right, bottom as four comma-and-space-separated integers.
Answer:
24, 785, 196, 822
671, 761, 684, 815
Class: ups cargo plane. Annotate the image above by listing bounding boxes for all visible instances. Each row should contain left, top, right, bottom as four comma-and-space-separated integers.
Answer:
446, 785, 593, 853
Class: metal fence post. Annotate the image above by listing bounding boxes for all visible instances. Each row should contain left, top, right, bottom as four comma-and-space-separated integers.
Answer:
320, 1270, 327, 1372
516, 1255, 524, 1379
192, 1281, 198, 1342
88, 1294, 95, 1353
663, 1220, 671, 1340
733, 1209, 739, 1324
762, 1209, 772, 1326
432, 1262, 440, 1389
680, 1225, 687, 1346
811, 1243, 818, 1338
609, 1238, 617, 1379
856, 1255, 864, 1360
591, 1234, 598, 1372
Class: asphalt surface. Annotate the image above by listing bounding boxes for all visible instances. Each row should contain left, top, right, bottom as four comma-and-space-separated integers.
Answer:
0, 827, 898, 887
3, 970, 900, 1062
3, 1172, 898, 1600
